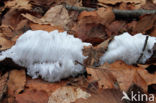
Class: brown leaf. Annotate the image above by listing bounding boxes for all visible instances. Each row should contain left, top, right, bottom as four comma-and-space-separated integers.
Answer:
4, 0, 32, 10
30, 0, 82, 8
16, 90, 49, 103
86, 67, 118, 89
72, 8, 114, 45
106, 21, 126, 36
15, 77, 67, 103
132, 15, 156, 34
96, 7, 115, 25
83, 38, 111, 66
150, 25, 156, 37
48, 86, 91, 103
25, 77, 66, 96
7, 69, 26, 96
138, 65, 156, 86
29, 23, 64, 32
0, 34, 13, 50
55, 0, 82, 6
1, 9, 30, 39
0, 73, 8, 101
29, 0, 55, 8
22, 5, 70, 29
119, 2, 136, 10
75, 89, 123, 103
100, 61, 148, 92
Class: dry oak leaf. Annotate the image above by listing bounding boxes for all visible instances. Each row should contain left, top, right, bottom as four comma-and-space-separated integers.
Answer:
24, 77, 66, 96
4, 0, 32, 10
133, 15, 156, 34
96, 7, 115, 26
15, 77, 66, 103
106, 21, 127, 36
83, 38, 111, 66
22, 5, 70, 29
0, 34, 13, 50
1, 9, 30, 39
100, 61, 148, 92
16, 89, 49, 103
29, 23, 64, 32
137, 65, 156, 86
0, 73, 8, 101
48, 86, 91, 103
55, 0, 82, 6
7, 69, 26, 96
72, 8, 114, 45
75, 89, 123, 103
150, 25, 156, 37
86, 67, 118, 89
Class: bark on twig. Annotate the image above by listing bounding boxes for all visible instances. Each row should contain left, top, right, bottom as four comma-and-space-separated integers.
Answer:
137, 36, 149, 64
63, 4, 96, 12
113, 9, 156, 18
63, 4, 156, 18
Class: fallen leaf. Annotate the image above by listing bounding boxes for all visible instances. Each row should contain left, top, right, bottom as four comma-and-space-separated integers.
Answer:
119, 2, 136, 10
22, 5, 70, 29
72, 8, 114, 45
132, 15, 156, 34
150, 25, 156, 37
16, 90, 49, 103
4, 0, 32, 10
82, 0, 98, 8
102, 61, 148, 92
83, 38, 111, 66
106, 21, 126, 36
1, 9, 30, 39
0, 34, 13, 50
30, 0, 82, 8
56, 0, 82, 6
86, 67, 118, 89
15, 76, 67, 103
0, 73, 8, 101
96, 7, 115, 25
25, 77, 66, 96
141, 1, 156, 10
29, 23, 64, 32
29, 0, 55, 8
7, 69, 26, 96
75, 89, 123, 103
48, 86, 91, 103
138, 66, 156, 86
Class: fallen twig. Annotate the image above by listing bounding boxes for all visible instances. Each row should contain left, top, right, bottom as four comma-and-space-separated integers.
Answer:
113, 9, 156, 18
137, 36, 149, 64
63, 4, 96, 12
63, 4, 156, 18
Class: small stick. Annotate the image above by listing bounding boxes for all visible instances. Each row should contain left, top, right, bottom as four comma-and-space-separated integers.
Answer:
63, 4, 96, 12
63, 4, 156, 18
137, 36, 149, 63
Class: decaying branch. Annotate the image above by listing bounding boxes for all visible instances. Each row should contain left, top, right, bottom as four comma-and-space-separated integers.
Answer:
137, 36, 149, 64
63, 4, 156, 18
63, 4, 96, 12
113, 9, 156, 19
